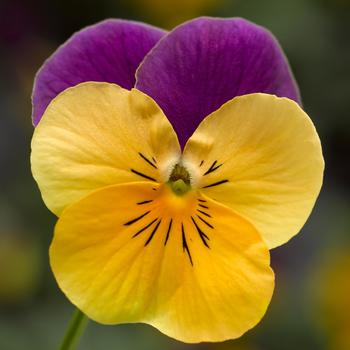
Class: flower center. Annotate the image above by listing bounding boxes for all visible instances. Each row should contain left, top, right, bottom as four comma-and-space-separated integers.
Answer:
168, 163, 191, 196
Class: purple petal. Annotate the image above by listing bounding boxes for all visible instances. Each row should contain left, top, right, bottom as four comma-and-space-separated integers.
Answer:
136, 17, 301, 147
32, 19, 166, 125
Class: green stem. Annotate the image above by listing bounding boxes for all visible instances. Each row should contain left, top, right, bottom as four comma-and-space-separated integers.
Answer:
59, 309, 89, 350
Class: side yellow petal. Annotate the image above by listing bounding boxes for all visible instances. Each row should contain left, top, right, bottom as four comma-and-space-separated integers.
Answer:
50, 182, 274, 343
31, 82, 180, 216
183, 93, 324, 249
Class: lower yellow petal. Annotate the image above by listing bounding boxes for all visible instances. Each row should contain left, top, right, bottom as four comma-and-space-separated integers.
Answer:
183, 93, 324, 249
50, 182, 274, 343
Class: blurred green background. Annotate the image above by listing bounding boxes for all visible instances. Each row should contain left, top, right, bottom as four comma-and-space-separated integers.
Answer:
0, 0, 349, 349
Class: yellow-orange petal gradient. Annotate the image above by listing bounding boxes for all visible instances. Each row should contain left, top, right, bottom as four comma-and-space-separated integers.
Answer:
50, 182, 274, 343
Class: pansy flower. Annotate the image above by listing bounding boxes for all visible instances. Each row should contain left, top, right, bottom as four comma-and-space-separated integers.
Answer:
31, 17, 324, 343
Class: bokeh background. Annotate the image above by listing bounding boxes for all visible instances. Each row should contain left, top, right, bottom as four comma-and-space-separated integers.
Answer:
0, 0, 349, 349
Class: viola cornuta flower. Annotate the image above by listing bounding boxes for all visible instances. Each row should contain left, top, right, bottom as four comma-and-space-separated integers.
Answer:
30, 17, 324, 343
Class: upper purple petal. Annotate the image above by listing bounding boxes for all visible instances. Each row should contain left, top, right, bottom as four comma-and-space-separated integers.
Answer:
136, 17, 301, 147
32, 19, 166, 125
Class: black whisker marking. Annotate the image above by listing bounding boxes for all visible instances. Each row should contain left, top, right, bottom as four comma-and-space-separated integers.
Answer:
202, 179, 229, 188
191, 217, 210, 248
197, 209, 212, 218
145, 219, 162, 246
152, 156, 157, 164
203, 160, 223, 176
197, 214, 214, 229
198, 203, 209, 209
131, 169, 157, 182
124, 211, 151, 226
132, 218, 158, 238
138, 152, 157, 169
198, 199, 207, 203
164, 219, 173, 246
137, 200, 153, 205
199, 160, 204, 167
182, 223, 193, 265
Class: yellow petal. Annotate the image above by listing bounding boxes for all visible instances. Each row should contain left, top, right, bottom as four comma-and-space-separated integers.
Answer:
50, 182, 274, 343
31, 82, 180, 216
183, 93, 324, 249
